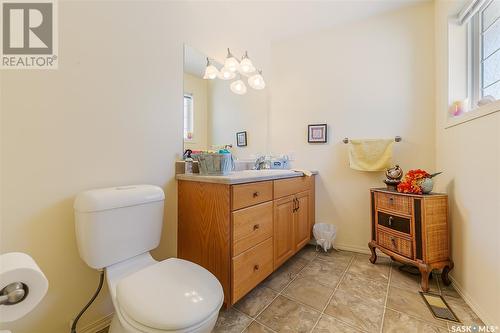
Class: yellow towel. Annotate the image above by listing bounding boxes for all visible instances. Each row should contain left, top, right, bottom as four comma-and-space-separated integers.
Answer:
348, 139, 394, 171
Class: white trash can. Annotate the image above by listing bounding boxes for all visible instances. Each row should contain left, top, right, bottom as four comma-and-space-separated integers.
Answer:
313, 223, 337, 252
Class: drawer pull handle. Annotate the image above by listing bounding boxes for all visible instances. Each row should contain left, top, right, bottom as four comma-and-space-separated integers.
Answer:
388, 216, 393, 226
254, 264, 260, 271
390, 237, 397, 247
253, 224, 260, 231
389, 197, 394, 203
253, 191, 259, 198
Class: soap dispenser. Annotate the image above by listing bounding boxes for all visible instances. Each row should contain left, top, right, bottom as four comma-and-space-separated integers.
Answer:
184, 149, 194, 174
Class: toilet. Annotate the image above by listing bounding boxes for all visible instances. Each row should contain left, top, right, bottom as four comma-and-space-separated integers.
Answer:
74, 185, 223, 333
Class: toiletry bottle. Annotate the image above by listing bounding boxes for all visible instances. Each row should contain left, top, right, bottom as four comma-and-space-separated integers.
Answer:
184, 149, 194, 174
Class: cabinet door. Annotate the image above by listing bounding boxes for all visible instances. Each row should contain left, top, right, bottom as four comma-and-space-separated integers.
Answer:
273, 195, 295, 269
294, 191, 310, 250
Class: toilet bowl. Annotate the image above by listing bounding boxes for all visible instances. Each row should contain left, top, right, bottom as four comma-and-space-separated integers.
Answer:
73, 185, 223, 333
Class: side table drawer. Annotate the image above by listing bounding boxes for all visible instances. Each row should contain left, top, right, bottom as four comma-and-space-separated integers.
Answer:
377, 230, 413, 259
376, 192, 411, 215
377, 211, 411, 235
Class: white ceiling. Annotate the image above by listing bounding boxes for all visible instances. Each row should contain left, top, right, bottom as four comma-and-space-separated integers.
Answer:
183, 0, 427, 42
182, 0, 428, 78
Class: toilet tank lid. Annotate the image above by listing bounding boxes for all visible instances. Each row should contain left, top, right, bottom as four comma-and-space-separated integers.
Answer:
74, 185, 165, 213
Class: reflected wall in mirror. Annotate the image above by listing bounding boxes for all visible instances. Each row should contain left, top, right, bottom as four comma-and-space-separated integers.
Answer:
183, 44, 269, 160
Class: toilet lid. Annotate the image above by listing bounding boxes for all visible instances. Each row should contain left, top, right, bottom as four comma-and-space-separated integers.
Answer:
116, 258, 224, 331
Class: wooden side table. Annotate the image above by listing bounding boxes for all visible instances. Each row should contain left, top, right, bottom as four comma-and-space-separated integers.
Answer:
368, 188, 454, 291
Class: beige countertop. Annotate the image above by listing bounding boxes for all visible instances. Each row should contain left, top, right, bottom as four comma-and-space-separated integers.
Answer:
176, 169, 318, 184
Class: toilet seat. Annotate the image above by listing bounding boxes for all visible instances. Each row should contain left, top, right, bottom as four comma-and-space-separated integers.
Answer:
115, 258, 223, 332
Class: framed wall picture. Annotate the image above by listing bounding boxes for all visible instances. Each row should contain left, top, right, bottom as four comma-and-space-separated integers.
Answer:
236, 131, 248, 147
308, 124, 327, 143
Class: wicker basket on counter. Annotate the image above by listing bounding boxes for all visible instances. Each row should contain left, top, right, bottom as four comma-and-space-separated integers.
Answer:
193, 153, 234, 175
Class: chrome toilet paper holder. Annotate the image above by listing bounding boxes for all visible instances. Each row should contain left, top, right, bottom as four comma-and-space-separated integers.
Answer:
0, 282, 28, 305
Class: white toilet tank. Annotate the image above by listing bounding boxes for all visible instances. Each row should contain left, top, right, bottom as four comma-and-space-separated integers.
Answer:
74, 185, 165, 269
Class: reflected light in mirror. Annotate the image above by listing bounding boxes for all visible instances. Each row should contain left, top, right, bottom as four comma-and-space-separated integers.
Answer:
230, 79, 247, 95
218, 66, 236, 80
203, 58, 219, 79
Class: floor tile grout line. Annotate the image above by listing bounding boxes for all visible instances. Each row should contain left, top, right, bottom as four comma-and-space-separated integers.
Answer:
308, 254, 356, 333
232, 307, 255, 333
245, 252, 320, 331
379, 260, 393, 333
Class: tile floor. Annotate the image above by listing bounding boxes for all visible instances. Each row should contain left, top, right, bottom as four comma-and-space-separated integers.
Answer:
214, 245, 484, 333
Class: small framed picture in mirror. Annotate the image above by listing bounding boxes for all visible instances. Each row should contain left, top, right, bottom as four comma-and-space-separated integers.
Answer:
308, 124, 327, 143
236, 131, 248, 147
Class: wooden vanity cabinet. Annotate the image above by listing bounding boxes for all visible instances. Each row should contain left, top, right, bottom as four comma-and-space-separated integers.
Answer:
177, 175, 315, 306
273, 195, 295, 268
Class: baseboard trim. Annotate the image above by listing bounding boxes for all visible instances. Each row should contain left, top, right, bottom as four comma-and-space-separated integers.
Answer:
448, 275, 495, 326
78, 313, 113, 333
334, 243, 390, 258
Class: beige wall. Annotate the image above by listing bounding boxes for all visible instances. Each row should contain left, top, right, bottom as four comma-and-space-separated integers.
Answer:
269, 3, 436, 253
434, 0, 500, 326
184, 73, 208, 151
0, 2, 272, 332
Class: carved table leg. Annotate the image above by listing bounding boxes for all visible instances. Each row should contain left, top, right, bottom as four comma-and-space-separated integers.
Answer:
368, 241, 377, 264
418, 264, 431, 292
441, 261, 454, 286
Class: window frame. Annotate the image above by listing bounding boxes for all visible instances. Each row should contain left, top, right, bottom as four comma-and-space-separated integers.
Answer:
467, 0, 500, 107
183, 93, 194, 142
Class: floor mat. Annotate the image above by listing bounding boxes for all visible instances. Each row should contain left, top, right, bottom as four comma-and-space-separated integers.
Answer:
420, 292, 460, 322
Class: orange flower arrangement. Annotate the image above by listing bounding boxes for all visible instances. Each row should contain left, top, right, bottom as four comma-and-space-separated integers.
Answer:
397, 169, 430, 194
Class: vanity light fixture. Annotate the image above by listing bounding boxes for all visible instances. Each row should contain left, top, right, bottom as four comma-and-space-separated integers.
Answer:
238, 51, 256, 74
248, 70, 266, 90
230, 76, 247, 95
224, 48, 239, 73
202, 48, 265, 95
203, 58, 219, 79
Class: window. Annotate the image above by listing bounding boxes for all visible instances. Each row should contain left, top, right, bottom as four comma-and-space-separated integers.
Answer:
183, 94, 194, 141
468, 0, 500, 105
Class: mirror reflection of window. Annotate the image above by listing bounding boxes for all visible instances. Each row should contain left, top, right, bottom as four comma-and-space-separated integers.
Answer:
184, 94, 194, 141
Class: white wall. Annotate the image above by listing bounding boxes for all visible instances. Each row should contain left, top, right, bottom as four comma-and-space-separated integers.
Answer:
269, 2, 436, 252
434, 0, 500, 326
208, 79, 269, 159
184, 73, 208, 151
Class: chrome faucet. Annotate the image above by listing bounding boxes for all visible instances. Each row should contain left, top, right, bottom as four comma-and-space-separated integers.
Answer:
254, 156, 266, 170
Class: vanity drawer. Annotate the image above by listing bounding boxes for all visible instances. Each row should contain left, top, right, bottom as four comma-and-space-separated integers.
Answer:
376, 192, 411, 215
232, 181, 273, 210
377, 211, 411, 234
232, 237, 273, 303
233, 201, 273, 256
377, 230, 413, 259
274, 176, 313, 199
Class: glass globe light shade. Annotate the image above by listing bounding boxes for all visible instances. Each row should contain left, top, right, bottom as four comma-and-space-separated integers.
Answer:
239, 52, 255, 74
224, 48, 239, 72
203, 64, 219, 79
218, 66, 236, 80
230, 79, 247, 95
248, 71, 265, 90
